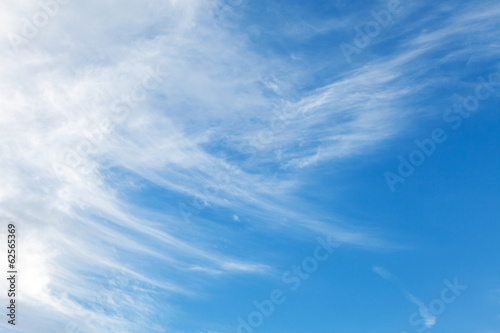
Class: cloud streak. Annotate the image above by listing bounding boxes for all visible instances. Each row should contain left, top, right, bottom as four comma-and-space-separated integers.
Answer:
1, 0, 499, 331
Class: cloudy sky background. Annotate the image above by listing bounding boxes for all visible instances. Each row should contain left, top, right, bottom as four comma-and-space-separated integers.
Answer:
0, 0, 499, 332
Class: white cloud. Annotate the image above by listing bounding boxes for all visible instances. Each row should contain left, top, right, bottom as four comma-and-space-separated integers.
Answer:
405, 292, 437, 328
372, 266, 436, 328
1, 0, 499, 331
372, 266, 396, 282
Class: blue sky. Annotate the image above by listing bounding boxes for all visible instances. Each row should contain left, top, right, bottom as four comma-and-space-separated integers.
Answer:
0, 0, 499, 332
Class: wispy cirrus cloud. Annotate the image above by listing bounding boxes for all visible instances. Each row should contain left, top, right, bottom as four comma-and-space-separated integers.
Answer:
1, 0, 499, 332
372, 266, 436, 329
